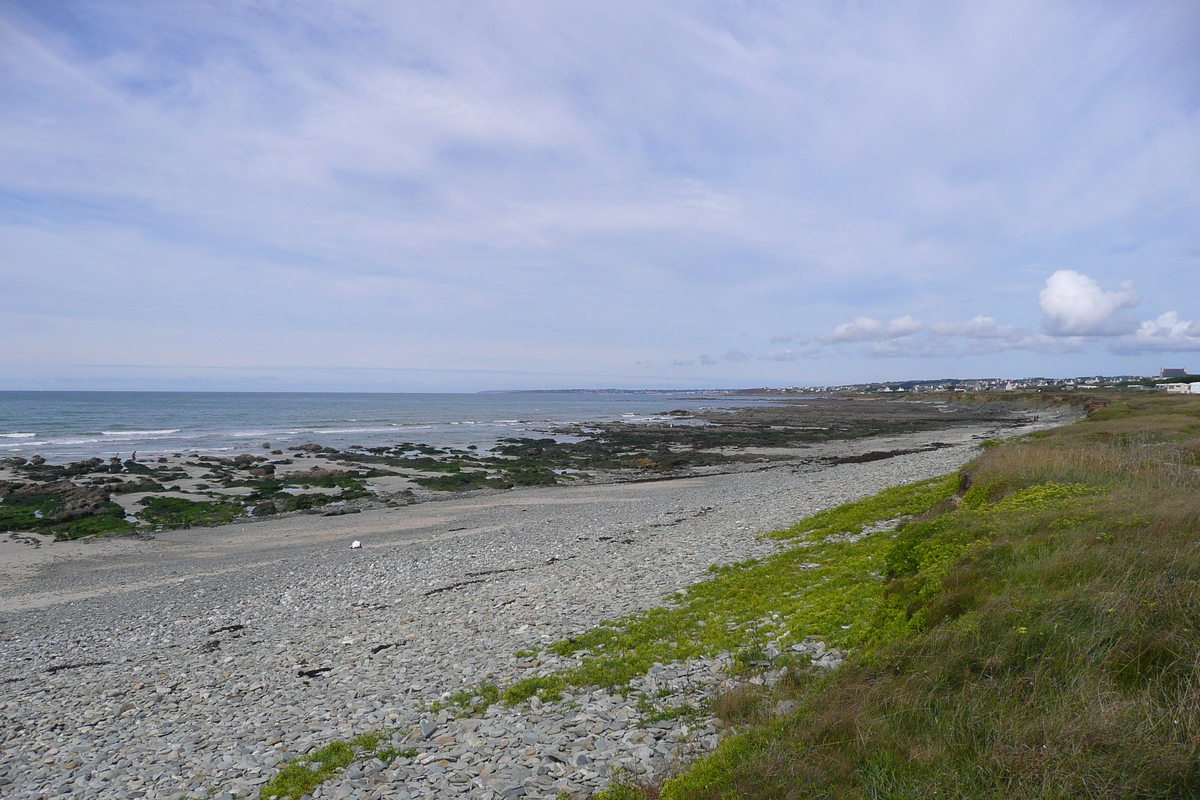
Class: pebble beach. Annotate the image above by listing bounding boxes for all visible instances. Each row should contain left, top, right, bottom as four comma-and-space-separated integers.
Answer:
0, 411, 1074, 800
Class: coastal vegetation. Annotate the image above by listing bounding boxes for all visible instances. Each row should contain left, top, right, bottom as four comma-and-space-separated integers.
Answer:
256, 462, 967, 799
600, 392, 1200, 798
0, 478, 133, 539
495, 475, 959, 708
258, 733, 416, 800
137, 496, 244, 529
256, 392, 1200, 799
235, 388, 1200, 800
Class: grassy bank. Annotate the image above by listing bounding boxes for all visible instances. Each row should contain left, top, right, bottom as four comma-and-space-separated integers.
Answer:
434, 475, 961, 715
636, 393, 1200, 799
255, 457, 969, 799
252, 393, 1185, 799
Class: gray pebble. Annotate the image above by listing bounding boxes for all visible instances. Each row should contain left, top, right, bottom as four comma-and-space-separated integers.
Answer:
0, 418, 1049, 799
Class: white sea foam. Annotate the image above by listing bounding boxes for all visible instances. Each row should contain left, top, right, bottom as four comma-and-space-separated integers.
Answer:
228, 429, 304, 438
1, 392, 759, 462
300, 427, 401, 435
110, 430, 177, 437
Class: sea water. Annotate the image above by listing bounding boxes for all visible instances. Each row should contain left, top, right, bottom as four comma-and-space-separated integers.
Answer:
0, 391, 771, 462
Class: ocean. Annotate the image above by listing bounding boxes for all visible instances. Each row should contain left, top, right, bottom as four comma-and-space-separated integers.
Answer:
0, 391, 773, 463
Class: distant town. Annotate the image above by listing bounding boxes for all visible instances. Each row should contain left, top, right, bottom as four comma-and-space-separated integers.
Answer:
517, 369, 1200, 397
739, 367, 1199, 395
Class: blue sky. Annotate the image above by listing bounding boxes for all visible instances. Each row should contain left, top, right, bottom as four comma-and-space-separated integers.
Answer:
2, 1, 1198, 391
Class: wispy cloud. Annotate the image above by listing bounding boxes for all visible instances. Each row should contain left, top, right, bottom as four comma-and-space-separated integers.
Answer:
931, 316, 1024, 340
826, 315, 925, 343
2, 2, 1198, 389
762, 347, 818, 362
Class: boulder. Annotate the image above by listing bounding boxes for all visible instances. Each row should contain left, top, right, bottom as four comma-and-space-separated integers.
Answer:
8, 481, 114, 522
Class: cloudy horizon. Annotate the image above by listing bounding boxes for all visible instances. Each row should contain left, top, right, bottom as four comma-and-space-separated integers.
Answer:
2, 2, 1198, 392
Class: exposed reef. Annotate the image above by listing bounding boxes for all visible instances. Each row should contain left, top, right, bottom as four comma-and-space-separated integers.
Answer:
0, 397, 1034, 539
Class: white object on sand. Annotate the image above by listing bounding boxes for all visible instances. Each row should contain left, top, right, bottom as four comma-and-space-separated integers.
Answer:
350, 540, 362, 549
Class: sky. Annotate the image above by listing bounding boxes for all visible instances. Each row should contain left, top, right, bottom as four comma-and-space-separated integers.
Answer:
1, 1, 1198, 392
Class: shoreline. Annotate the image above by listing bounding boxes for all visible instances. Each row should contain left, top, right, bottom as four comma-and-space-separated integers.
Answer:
0, 392, 779, 466
0, 408, 1077, 799
0, 396, 1048, 545
0, 405, 1075, 608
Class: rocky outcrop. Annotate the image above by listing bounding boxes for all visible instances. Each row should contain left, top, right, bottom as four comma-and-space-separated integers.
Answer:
4, 481, 115, 522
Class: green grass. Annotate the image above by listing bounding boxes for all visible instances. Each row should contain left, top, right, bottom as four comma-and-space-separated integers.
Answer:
764, 474, 960, 542
255, 393, 1200, 799
259, 733, 397, 800
500, 474, 960, 705
377, 747, 418, 762
431, 682, 501, 716
648, 393, 1200, 799
251, 468, 963, 799
635, 694, 708, 724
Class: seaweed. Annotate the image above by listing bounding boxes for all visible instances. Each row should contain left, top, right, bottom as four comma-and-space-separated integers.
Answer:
0, 481, 132, 539
137, 496, 243, 528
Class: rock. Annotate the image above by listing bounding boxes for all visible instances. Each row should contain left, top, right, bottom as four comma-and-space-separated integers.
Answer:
6, 481, 116, 522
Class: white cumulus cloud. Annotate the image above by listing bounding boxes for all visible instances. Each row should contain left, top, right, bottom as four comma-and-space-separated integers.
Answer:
887, 315, 925, 337
1116, 312, 1200, 352
1038, 270, 1140, 336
